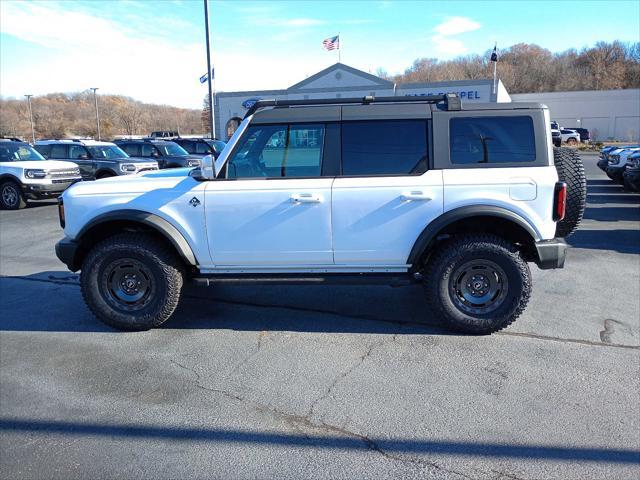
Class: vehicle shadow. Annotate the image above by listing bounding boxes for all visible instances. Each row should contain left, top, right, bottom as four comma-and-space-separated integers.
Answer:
1, 418, 638, 464
568, 229, 640, 254
0, 273, 451, 335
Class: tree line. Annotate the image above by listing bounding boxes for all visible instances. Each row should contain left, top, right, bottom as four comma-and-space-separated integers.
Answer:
379, 41, 640, 93
0, 91, 204, 140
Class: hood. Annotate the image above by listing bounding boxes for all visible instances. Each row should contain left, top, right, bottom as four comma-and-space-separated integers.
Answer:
64, 168, 197, 196
4, 160, 79, 170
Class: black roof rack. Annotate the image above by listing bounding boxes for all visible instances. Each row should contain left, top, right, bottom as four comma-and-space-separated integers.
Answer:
244, 93, 461, 119
0, 137, 25, 142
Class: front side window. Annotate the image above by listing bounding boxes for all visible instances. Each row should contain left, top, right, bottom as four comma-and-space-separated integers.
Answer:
341, 120, 428, 176
0, 144, 46, 162
194, 141, 212, 155
141, 144, 158, 157
87, 146, 128, 159
450, 116, 536, 164
69, 145, 89, 159
227, 124, 324, 179
155, 143, 188, 156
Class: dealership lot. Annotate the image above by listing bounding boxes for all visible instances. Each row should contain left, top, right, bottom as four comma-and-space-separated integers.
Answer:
0, 153, 638, 479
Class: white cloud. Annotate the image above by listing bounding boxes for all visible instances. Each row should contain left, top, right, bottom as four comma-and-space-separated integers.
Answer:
430, 16, 481, 57
433, 16, 481, 36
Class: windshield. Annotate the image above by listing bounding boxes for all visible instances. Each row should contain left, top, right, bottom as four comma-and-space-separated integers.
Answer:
156, 143, 189, 156
206, 140, 227, 153
87, 146, 129, 159
0, 143, 46, 162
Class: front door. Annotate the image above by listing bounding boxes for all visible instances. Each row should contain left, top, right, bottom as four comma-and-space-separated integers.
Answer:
67, 144, 95, 179
205, 122, 334, 268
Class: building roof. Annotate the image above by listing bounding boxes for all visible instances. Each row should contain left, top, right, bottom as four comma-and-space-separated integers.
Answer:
287, 62, 394, 91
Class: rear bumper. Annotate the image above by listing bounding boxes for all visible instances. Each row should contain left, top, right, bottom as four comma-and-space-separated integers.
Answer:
55, 237, 81, 272
535, 238, 567, 270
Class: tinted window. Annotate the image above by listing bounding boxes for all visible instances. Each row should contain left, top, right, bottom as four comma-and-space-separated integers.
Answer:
195, 141, 211, 154
49, 144, 67, 159
341, 120, 428, 176
155, 143, 188, 156
34, 144, 51, 157
141, 144, 158, 157
450, 116, 536, 164
177, 140, 194, 153
121, 144, 140, 156
0, 144, 45, 162
227, 124, 324, 178
69, 145, 88, 159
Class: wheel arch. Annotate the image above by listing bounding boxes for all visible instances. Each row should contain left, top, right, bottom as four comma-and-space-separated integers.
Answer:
407, 206, 541, 267
95, 169, 117, 179
71, 210, 198, 271
0, 173, 23, 185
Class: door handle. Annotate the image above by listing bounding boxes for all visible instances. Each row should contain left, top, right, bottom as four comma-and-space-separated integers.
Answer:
290, 193, 322, 204
401, 191, 432, 201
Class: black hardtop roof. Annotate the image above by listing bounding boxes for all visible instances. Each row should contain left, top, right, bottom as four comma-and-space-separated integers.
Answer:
246, 94, 547, 120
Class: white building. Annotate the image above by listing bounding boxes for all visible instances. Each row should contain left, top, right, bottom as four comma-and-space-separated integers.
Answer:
213, 62, 639, 142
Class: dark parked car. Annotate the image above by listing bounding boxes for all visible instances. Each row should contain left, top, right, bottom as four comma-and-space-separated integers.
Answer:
34, 140, 158, 179
114, 139, 201, 169
172, 138, 227, 158
149, 131, 179, 139
567, 127, 590, 143
622, 151, 640, 192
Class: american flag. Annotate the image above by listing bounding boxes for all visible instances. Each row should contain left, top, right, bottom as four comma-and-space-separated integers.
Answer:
322, 35, 340, 51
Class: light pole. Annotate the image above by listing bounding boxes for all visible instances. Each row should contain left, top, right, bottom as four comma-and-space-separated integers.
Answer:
203, 0, 215, 139
24, 95, 35, 143
90, 87, 101, 140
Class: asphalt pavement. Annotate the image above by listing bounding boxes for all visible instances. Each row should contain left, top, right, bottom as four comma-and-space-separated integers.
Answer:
1, 153, 639, 479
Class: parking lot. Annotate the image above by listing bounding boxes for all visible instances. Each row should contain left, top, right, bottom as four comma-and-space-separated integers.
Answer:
0, 152, 638, 479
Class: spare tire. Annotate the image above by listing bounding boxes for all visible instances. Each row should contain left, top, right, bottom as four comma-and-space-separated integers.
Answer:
553, 147, 586, 238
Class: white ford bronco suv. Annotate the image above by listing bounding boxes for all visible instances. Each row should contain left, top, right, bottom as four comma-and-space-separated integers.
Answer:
55, 94, 587, 334
0, 138, 81, 209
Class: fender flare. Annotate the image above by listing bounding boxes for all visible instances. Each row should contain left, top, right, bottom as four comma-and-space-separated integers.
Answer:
77, 209, 198, 266
406, 205, 541, 265
0, 173, 22, 185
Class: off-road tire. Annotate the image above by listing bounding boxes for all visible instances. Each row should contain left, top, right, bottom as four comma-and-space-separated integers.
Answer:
424, 234, 531, 335
0, 180, 27, 210
80, 233, 185, 331
553, 147, 586, 238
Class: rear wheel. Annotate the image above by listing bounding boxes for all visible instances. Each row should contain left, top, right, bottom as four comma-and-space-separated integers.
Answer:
0, 181, 26, 210
80, 233, 185, 330
424, 234, 531, 334
553, 147, 586, 238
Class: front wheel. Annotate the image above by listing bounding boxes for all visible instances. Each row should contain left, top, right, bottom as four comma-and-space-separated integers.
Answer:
424, 235, 531, 334
0, 181, 27, 210
80, 233, 185, 330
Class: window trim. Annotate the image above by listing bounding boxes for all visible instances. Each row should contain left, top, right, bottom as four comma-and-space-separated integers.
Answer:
337, 118, 430, 178
222, 121, 331, 181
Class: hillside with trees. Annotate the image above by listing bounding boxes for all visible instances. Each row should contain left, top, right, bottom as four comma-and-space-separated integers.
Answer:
0, 91, 204, 140
380, 41, 640, 93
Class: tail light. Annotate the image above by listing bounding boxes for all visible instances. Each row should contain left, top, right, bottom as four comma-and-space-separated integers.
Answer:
58, 197, 65, 228
553, 182, 567, 221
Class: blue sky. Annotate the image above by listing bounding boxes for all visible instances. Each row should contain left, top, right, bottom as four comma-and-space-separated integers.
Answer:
1, 0, 638, 108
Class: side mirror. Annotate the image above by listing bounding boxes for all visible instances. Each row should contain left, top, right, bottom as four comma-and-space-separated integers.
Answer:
78, 154, 89, 160
201, 154, 215, 179
151, 151, 159, 157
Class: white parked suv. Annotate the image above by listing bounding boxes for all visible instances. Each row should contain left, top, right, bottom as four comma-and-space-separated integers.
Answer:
560, 129, 581, 145
0, 138, 81, 209
55, 94, 587, 334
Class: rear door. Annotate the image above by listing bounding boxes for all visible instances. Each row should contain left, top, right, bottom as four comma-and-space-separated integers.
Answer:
68, 144, 94, 179
331, 107, 444, 266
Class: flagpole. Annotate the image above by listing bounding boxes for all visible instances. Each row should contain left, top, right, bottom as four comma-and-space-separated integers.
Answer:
338, 32, 341, 63
204, 0, 215, 139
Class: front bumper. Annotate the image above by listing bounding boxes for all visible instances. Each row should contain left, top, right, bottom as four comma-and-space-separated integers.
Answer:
597, 158, 609, 171
22, 179, 80, 199
55, 237, 81, 272
606, 165, 625, 181
535, 238, 567, 270
623, 167, 640, 191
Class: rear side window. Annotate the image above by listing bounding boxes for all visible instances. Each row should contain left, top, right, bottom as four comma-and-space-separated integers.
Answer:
49, 144, 67, 159
121, 144, 140, 156
195, 141, 211, 154
450, 116, 536, 164
34, 144, 51, 157
341, 120, 428, 176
